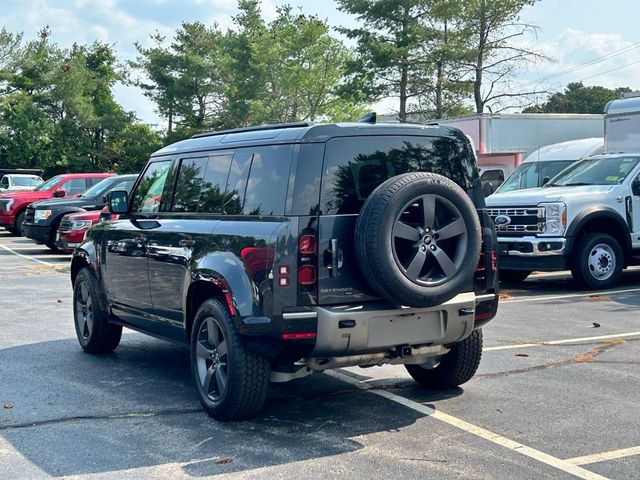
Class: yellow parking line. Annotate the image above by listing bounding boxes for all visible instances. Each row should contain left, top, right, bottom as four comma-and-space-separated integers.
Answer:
327, 370, 610, 480
484, 331, 640, 351
566, 446, 640, 465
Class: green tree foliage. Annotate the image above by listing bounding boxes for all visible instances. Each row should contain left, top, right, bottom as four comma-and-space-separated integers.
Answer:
132, 2, 361, 134
0, 28, 161, 176
523, 82, 632, 114
336, 0, 432, 122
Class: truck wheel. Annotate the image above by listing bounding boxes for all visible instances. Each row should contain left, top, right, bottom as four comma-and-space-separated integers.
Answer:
190, 299, 271, 421
499, 270, 531, 284
73, 267, 122, 353
46, 220, 61, 252
571, 233, 623, 290
356, 172, 481, 308
405, 329, 483, 389
14, 211, 26, 236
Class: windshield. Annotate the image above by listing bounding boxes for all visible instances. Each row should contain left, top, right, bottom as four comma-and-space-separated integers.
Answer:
80, 177, 117, 198
13, 176, 42, 187
497, 160, 575, 193
35, 176, 62, 192
547, 156, 640, 187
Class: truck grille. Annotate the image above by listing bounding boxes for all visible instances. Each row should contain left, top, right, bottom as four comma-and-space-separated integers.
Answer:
25, 206, 35, 223
487, 207, 545, 235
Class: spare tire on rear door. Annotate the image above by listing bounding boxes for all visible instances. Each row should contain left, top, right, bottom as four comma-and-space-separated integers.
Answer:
355, 172, 481, 308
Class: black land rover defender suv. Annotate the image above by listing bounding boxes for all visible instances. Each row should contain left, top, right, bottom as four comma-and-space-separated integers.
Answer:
70, 120, 498, 420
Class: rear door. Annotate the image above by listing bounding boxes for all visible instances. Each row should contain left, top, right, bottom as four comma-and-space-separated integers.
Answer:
317, 135, 475, 305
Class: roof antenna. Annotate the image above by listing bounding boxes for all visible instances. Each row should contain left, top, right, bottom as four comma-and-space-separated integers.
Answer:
357, 112, 377, 124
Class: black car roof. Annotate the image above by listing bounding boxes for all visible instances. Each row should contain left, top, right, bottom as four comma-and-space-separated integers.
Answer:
151, 122, 466, 158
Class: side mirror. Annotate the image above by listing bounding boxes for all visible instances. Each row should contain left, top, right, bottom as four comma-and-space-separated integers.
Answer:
542, 176, 550, 186
632, 179, 640, 196
53, 189, 66, 198
108, 190, 129, 214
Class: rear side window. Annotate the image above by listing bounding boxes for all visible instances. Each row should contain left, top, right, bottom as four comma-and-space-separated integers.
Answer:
243, 145, 293, 216
171, 157, 208, 212
321, 136, 475, 215
199, 153, 233, 213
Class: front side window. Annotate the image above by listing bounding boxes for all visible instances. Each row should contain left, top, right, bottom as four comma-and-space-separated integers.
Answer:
12, 176, 42, 187
131, 160, 172, 213
0, 177, 8, 188
547, 156, 640, 187
321, 136, 474, 215
61, 178, 88, 196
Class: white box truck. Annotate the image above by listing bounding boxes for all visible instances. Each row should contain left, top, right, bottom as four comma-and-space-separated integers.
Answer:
604, 94, 640, 153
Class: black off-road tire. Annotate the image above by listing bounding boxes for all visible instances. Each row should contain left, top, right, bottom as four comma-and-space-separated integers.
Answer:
571, 233, 623, 290
355, 172, 481, 308
499, 270, 531, 284
190, 299, 271, 421
73, 267, 122, 354
14, 210, 26, 236
405, 329, 483, 389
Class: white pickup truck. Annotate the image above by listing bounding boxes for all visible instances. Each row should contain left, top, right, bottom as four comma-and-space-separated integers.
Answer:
485, 153, 640, 289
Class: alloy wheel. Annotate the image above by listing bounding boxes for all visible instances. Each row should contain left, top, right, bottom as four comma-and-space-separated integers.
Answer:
196, 317, 229, 402
392, 194, 468, 286
75, 280, 93, 339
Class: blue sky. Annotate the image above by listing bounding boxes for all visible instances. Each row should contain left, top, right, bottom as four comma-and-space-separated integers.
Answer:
1, 0, 639, 124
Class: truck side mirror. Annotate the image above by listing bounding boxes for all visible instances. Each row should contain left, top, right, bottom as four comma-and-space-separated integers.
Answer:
632, 179, 640, 196
542, 176, 550, 186
53, 189, 66, 198
108, 190, 129, 214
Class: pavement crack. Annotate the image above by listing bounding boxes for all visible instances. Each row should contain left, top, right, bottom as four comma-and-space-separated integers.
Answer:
0, 407, 202, 431
477, 342, 622, 379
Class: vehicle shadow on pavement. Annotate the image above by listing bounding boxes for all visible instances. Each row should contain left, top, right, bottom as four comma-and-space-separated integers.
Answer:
0, 335, 452, 477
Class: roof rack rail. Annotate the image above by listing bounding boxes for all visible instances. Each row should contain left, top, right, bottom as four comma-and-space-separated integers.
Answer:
191, 121, 312, 139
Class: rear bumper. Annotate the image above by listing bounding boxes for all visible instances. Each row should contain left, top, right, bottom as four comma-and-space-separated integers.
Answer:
309, 291, 493, 357
23, 223, 52, 243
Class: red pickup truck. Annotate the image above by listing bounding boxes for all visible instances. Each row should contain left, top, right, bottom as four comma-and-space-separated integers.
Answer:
0, 173, 114, 236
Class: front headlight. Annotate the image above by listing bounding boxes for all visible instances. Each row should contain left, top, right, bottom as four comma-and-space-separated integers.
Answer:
34, 209, 53, 221
539, 202, 566, 236
70, 220, 93, 230
1, 198, 14, 212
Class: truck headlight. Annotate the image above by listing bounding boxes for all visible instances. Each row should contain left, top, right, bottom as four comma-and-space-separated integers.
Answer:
70, 220, 93, 230
539, 202, 566, 236
34, 209, 52, 221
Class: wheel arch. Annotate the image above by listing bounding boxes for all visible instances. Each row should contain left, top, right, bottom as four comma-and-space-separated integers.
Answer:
185, 279, 235, 341
566, 208, 631, 255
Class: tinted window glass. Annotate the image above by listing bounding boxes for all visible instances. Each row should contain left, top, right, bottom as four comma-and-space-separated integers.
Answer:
131, 161, 172, 213
222, 149, 253, 215
199, 153, 233, 213
321, 136, 474, 215
171, 157, 208, 212
243, 145, 293, 216
61, 178, 88, 196
290, 143, 323, 216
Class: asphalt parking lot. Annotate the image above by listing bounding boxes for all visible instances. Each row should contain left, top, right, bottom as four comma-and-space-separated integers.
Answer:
1, 229, 639, 480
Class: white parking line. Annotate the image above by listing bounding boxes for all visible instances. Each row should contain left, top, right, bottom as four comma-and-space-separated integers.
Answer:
482, 331, 640, 352
484, 331, 640, 351
326, 370, 609, 480
566, 446, 640, 465
0, 244, 56, 267
502, 287, 640, 304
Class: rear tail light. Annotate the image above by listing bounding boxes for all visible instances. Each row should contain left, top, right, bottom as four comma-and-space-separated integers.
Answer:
298, 265, 316, 285
299, 235, 317, 255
